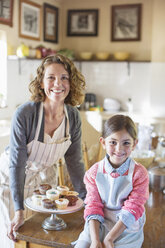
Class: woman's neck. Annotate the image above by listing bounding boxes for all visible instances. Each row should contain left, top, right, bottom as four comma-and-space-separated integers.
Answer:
43, 101, 64, 121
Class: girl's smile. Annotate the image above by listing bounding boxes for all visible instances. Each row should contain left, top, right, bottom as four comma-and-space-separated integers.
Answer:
100, 129, 137, 168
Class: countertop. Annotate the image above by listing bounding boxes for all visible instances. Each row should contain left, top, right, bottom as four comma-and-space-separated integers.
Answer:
15, 188, 165, 248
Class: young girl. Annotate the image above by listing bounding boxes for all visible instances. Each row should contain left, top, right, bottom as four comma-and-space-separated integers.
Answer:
75, 114, 149, 248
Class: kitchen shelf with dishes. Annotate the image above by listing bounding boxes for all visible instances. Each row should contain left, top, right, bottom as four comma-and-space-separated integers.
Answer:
7, 55, 150, 63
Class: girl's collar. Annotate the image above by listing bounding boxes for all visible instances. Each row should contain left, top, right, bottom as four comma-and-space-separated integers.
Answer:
104, 155, 131, 175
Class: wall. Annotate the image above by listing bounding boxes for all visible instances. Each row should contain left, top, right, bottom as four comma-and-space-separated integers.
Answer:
0, 0, 62, 53
151, 0, 165, 61
61, 0, 153, 61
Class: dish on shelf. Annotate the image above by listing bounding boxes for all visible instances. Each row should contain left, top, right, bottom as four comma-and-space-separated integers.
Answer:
95, 52, 110, 60
79, 52, 93, 60
113, 52, 130, 61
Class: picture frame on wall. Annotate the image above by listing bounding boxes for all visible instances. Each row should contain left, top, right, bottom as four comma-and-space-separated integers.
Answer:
67, 9, 98, 36
19, 0, 41, 40
0, 0, 14, 26
43, 3, 58, 43
111, 4, 142, 41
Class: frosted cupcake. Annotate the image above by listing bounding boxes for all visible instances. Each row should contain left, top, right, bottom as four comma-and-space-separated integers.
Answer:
67, 191, 79, 196
32, 195, 45, 206
46, 189, 60, 201
55, 198, 69, 210
57, 185, 69, 195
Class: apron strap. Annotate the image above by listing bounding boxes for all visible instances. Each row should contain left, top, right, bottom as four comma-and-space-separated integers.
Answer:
127, 159, 135, 180
64, 104, 70, 138
34, 102, 43, 141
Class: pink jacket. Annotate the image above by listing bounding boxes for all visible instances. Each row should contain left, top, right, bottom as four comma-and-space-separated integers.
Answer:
84, 160, 149, 221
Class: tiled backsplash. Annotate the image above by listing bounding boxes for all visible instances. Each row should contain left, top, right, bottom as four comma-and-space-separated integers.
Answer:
1, 59, 165, 120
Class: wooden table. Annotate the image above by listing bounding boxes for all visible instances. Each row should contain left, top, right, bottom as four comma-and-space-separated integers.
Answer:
15, 208, 84, 248
15, 189, 165, 248
142, 189, 165, 248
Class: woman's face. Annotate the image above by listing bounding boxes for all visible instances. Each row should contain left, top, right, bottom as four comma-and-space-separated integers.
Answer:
100, 129, 137, 168
41, 63, 70, 104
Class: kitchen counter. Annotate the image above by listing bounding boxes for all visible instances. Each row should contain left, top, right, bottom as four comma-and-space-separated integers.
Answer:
15, 208, 84, 248
80, 110, 165, 133
15, 189, 165, 248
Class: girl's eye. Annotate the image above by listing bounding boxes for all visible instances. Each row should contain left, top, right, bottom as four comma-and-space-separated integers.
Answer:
123, 141, 131, 146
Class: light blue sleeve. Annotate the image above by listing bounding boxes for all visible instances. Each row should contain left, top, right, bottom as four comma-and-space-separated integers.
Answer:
117, 209, 136, 228
86, 214, 104, 224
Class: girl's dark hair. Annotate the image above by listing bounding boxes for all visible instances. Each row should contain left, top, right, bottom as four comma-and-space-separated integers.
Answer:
29, 54, 86, 106
102, 115, 137, 140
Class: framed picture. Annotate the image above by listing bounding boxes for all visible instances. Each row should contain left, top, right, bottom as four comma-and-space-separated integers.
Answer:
43, 3, 58, 43
111, 4, 142, 41
19, 0, 41, 40
67, 9, 98, 36
0, 0, 14, 26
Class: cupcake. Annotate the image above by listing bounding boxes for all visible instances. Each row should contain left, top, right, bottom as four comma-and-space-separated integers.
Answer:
46, 189, 60, 201
57, 185, 69, 195
67, 191, 79, 196
33, 189, 41, 195
39, 184, 52, 195
42, 198, 56, 209
64, 195, 78, 206
55, 198, 69, 210
32, 195, 44, 206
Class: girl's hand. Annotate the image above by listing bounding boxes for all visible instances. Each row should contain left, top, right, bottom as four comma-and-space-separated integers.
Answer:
102, 237, 114, 248
7, 210, 24, 242
90, 240, 103, 248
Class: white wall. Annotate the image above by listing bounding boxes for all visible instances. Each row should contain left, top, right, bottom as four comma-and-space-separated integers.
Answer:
1, 60, 165, 120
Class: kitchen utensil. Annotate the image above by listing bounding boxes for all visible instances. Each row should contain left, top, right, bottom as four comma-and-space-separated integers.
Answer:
84, 93, 96, 110
148, 165, 165, 191
132, 150, 155, 168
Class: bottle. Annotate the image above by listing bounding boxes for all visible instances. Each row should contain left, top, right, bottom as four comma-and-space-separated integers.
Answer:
127, 98, 133, 113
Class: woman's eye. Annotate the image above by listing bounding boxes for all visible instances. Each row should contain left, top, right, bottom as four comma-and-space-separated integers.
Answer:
110, 141, 116, 145
61, 76, 69, 81
48, 76, 54, 80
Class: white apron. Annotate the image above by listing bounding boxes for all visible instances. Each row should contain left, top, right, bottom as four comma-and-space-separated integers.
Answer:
75, 159, 145, 248
0, 103, 71, 248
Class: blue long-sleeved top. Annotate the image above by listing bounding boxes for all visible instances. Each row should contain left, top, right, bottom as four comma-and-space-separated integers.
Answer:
8, 101, 86, 211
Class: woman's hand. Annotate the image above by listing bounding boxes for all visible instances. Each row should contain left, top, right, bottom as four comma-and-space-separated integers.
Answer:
7, 210, 24, 242
90, 240, 103, 248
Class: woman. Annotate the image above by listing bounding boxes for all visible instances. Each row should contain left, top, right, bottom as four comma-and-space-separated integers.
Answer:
0, 54, 86, 247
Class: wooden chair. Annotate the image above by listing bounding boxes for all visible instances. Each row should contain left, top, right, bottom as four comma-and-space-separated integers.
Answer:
82, 141, 103, 171
57, 142, 104, 186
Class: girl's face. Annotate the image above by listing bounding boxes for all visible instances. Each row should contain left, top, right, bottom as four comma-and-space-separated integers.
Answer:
41, 63, 70, 104
100, 129, 137, 168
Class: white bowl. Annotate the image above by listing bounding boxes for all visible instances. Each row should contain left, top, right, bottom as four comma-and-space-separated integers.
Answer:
131, 150, 155, 168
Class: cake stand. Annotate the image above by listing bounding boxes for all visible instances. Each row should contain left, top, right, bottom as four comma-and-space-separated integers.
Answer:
24, 197, 84, 231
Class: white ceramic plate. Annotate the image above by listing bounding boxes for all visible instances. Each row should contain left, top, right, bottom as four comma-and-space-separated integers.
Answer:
24, 197, 84, 214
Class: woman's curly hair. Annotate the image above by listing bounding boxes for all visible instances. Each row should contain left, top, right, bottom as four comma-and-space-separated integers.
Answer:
29, 54, 86, 106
